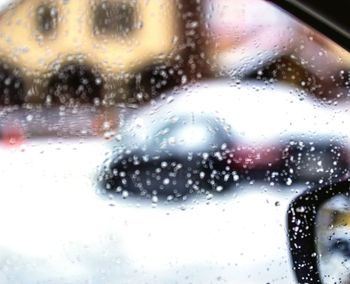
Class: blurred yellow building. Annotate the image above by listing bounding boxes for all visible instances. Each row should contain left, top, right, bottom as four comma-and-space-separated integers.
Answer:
0, 0, 177, 75
0, 0, 208, 106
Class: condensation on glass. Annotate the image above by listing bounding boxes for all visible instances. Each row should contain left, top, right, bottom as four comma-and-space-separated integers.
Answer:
0, 0, 348, 283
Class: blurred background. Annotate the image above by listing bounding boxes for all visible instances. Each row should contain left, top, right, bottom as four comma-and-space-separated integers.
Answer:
0, 0, 349, 142
0, 0, 349, 283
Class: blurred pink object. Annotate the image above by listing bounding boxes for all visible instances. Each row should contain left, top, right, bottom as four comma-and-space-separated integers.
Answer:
206, 0, 350, 75
205, 0, 298, 73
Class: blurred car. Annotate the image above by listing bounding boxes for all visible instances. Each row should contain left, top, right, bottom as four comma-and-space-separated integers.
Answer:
229, 137, 348, 185
99, 80, 350, 200
280, 138, 348, 184
100, 114, 235, 200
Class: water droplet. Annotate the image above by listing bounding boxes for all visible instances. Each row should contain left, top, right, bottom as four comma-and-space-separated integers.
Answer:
26, 114, 33, 122
122, 190, 129, 199
216, 186, 223, 192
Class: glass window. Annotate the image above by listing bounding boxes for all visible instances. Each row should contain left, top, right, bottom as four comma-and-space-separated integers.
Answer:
0, 0, 348, 283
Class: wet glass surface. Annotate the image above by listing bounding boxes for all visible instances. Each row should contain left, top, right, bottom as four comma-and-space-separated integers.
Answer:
0, 0, 349, 283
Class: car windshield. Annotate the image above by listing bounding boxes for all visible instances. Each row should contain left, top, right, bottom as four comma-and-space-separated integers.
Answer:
0, 0, 349, 283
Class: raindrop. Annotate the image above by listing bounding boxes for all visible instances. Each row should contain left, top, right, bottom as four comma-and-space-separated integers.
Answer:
26, 114, 33, 122
216, 186, 223, 192
122, 190, 129, 199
